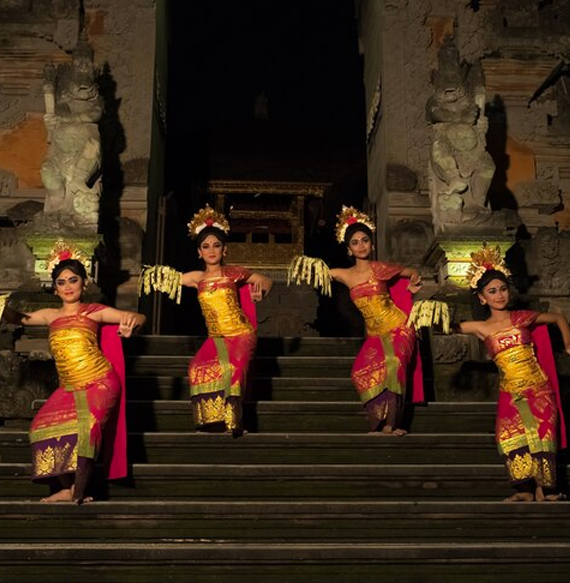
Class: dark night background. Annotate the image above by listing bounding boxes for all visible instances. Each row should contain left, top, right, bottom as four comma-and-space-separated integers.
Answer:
167, 0, 366, 187
162, 0, 367, 334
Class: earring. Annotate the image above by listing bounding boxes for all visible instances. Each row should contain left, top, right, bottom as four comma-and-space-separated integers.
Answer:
480, 299, 486, 305
347, 250, 353, 256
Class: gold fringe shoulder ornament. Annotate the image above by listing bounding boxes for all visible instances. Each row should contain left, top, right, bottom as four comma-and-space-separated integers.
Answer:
465, 243, 511, 289
407, 300, 451, 334
187, 205, 230, 239
138, 264, 183, 304
287, 255, 332, 297
334, 205, 376, 244
0, 293, 10, 322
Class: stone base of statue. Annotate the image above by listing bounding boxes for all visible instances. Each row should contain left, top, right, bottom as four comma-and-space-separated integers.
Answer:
22, 228, 102, 286
430, 205, 520, 239
424, 234, 515, 291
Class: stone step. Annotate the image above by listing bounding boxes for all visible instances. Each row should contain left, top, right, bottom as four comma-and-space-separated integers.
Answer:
124, 335, 362, 357
127, 375, 357, 401
125, 354, 355, 378
28, 401, 497, 434
17, 332, 363, 355
0, 431, 500, 464
1, 541, 570, 583
0, 462, 536, 500
1, 500, 569, 543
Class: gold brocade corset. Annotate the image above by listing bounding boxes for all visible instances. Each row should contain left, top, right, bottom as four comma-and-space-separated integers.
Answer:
198, 277, 254, 337
485, 327, 547, 394
49, 315, 111, 389
350, 282, 407, 337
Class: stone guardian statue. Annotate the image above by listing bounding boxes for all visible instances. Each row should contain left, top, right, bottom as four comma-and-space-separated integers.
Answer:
41, 34, 103, 230
426, 37, 495, 233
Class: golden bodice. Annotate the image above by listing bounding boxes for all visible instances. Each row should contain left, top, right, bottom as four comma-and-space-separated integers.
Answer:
198, 277, 254, 337
350, 280, 407, 337
485, 326, 547, 394
49, 313, 111, 389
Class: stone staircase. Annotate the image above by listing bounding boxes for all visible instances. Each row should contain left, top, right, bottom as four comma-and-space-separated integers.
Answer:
1, 335, 570, 582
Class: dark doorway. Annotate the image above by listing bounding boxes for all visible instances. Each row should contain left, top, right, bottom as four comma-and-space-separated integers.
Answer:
162, 0, 367, 334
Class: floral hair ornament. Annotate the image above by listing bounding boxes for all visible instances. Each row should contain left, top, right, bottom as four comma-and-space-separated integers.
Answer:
334, 205, 376, 244
187, 204, 230, 239
44, 238, 91, 274
465, 243, 511, 289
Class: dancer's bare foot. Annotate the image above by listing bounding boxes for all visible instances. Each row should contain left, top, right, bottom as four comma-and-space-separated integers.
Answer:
40, 488, 73, 503
368, 426, 407, 436
536, 486, 567, 502
544, 494, 567, 501
504, 492, 534, 503
69, 485, 94, 505
228, 428, 248, 438
73, 496, 94, 506
382, 425, 407, 436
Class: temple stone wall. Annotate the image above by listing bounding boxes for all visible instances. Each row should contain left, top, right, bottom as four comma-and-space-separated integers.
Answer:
0, 0, 155, 298
357, 0, 570, 398
357, 0, 570, 297
84, 0, 155, 184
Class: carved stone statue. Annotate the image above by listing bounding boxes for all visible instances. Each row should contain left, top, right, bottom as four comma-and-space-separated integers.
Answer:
0, 350, 54, 421
119, 217, 144, 275
523, 227, 570, 295
40, 34, 103, 230
426, 37, 495, 232
0, 228, 35, 290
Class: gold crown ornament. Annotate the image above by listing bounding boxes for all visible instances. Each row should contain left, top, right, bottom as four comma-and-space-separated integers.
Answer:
187, 205, 230, 239
44, 238, 91, 274
334, 206, 376, 244
465, 243, 511, 289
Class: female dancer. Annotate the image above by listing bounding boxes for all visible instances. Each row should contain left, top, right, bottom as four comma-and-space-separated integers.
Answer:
140, 205, 272, 435
2, 246, 145, 504
328, 206, 424, 435
459, 245, 569, 501
289, 206, 424, 435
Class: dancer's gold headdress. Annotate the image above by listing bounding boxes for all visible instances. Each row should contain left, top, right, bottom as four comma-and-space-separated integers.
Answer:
187, 205, 230, 239
44, 238, 91, 274
334, 206, 376, 244
465, 243, 511, 289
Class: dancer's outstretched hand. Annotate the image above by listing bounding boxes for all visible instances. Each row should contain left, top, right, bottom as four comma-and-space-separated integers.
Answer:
249, 282, 263, 302
118, 311, 140, 337
407, 274, 423, 294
